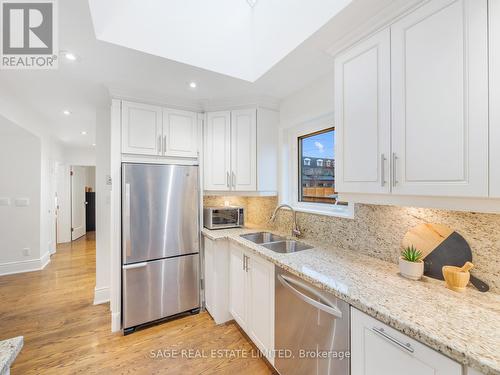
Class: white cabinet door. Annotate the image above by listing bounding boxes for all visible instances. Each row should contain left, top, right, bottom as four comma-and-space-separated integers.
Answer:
490, 0, 500, 197
391, 0, 488, 197
334, 28, 391, 194
228, 244, 247, 329
163, 108, 198, 158
204, 111, 231, 191
247, 255, 274, 363
231, 109, 257, 191
121, 101, 162, 155
351, 308, 461, 375
204, 238, 214, 314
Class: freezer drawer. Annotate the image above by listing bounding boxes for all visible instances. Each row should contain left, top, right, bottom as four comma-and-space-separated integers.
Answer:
122, 163, 199, 264
122, 254, 200, 329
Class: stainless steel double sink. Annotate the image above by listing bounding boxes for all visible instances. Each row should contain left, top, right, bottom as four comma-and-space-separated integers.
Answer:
240, 232, 313, 253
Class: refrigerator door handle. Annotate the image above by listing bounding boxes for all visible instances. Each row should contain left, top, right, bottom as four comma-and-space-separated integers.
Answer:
123, 183, 131, 258
123, 262, 148, 270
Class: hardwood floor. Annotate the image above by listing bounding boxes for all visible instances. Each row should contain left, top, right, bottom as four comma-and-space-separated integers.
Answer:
0, 232, 273, 374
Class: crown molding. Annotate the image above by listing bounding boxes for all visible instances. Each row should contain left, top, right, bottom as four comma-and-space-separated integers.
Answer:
107, 87, 280, 113
107, 87, 203, 112
325, 0, 427, 58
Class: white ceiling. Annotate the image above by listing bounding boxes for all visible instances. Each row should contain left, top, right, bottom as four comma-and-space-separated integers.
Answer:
88, 0, 352, 82
0, 0, 423, 148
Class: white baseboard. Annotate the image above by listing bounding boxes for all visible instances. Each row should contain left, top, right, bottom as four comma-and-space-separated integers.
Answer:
0, 252, 51, 276
93, 286, 110, 305
111, 312, 121, 333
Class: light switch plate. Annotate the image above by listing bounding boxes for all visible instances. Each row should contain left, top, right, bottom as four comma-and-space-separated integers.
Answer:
15, 198, 30, 207
0, 198, 10, 206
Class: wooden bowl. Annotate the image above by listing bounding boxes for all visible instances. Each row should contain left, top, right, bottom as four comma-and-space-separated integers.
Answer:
442, 265, 472, 292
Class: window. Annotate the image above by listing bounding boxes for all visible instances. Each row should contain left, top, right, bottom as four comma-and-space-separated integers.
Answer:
298, 128, 338, 204
281, 118, 352, 219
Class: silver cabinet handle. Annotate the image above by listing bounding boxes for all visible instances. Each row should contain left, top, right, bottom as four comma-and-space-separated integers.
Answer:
381, 153, 386, 187
372, 327, 414, 353
158, 135, 162, 154
163, 135, 167, 155
277, 274, 342, 319
123, 183, 131, 258
245, 255, 249, 272
231, 171, 236, 188
226, 172, 230, 188
123, 262, 148, 270
392, 152, 398, 186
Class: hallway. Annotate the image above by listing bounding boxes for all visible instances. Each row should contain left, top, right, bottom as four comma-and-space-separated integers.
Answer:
0, 233, 272, 374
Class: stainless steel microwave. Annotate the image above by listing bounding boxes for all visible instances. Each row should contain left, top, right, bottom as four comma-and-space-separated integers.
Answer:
203, 206, 244, 229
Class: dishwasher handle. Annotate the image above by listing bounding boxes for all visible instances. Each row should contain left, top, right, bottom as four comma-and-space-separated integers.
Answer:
278, 274, 343, 319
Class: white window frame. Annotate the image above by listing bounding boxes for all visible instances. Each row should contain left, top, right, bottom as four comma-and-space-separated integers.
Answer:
280, 114, 354, 219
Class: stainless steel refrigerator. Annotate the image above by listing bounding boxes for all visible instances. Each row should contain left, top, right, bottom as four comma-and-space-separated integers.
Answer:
122, 163, 200, 333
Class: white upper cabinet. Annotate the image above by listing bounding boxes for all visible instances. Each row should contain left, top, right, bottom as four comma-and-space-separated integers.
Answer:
391, 0, 488, 197
204, 111, 232, 191
203, 108, 278, 193
162, 108, 198, 158
121, 101, 162, 156
490, 0, 500, 198
335, 28, 391, 194
231, 109, 257, 191
121, 101, 199, 158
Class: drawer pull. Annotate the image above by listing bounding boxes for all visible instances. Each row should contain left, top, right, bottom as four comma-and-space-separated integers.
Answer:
372, 327, 414, 353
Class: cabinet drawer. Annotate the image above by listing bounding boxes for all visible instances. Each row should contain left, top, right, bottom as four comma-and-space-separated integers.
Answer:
351, 308, 461, 375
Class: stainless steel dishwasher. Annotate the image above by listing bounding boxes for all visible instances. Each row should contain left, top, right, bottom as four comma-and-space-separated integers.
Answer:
275, 267, 350, 375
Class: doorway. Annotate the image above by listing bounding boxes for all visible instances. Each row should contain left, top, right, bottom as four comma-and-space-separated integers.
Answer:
71, 166, 96, 241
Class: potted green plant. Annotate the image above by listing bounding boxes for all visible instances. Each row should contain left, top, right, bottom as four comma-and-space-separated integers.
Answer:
399, 245, 424, 280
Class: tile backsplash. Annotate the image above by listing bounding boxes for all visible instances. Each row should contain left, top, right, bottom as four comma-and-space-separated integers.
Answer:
203, 196, 500, 293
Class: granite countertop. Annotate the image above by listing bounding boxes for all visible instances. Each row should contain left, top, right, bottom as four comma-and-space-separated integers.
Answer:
202, 227, 500, 375
0, 336, 23, 375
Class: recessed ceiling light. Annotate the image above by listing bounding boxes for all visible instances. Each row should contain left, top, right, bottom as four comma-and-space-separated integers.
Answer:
189, 81, 197, 89
63, 110, 71, 115
81, 131, 87, 135
64, 51, 77, 61
92, 143, 96, 147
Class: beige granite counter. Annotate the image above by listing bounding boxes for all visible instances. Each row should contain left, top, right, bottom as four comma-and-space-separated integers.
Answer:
202, 227, 500, 375
0, 336, 23, 375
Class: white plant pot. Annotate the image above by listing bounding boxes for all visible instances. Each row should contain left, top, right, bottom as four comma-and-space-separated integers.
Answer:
399, 258, 424, 280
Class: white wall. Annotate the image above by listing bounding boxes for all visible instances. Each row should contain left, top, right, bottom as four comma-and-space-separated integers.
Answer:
0, 90, 64, 273
64, 146, 96, 166
0, 117, 42, 272
279, 71, 334, 129
94, 107, 111, 305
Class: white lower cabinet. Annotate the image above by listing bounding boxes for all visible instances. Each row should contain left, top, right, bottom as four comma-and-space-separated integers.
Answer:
203, 238, 232, 324
228, 243, 274, 364
351, 308, 462, 375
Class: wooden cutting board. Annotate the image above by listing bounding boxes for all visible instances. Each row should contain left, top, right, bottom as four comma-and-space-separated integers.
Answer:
401, 223, 489, 292
401, 223, 454, 259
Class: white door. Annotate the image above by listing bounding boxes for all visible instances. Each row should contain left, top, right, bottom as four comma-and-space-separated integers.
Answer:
231, 109, 257, 191
351, 308, 461, 375
490, 0, 500, 197
228, 245, 247, 329
121, 101, 162, 156
71, 166, 86, 240
247, 255, 274, 363
204, 238, 214, 314
391, 0, 488, 197
163, 108, 198, 158
334, 28, 391, 194
204, 111, 231, 191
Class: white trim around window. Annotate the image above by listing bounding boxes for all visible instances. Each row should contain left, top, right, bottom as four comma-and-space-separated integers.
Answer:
279, 113, 354, 219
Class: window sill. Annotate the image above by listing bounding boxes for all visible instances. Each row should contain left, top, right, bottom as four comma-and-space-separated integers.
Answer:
282, 202, 355, 219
